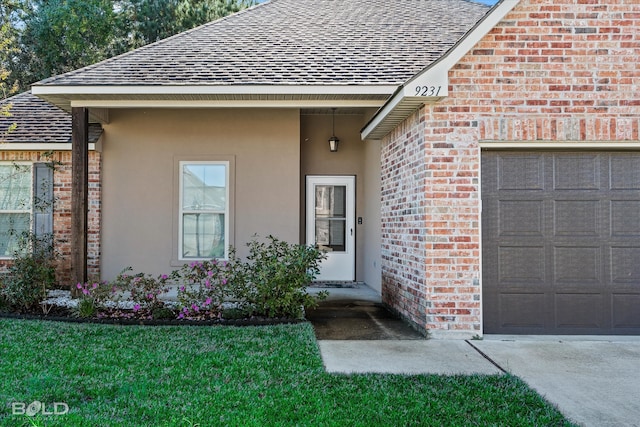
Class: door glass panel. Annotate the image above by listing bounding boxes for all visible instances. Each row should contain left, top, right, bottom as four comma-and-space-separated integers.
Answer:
315, 185, 346, 252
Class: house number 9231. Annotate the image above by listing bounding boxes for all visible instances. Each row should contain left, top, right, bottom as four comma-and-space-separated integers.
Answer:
415, 85, 442, 96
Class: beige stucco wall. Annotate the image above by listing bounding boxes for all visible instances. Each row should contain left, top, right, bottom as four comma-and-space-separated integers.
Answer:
300, 112, 370, 283
362, 138, 382, 293
100, 108, 300, 279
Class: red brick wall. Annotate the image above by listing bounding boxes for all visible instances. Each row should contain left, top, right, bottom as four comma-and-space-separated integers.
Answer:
381, 0, 640, 337
0, 150, 102, 286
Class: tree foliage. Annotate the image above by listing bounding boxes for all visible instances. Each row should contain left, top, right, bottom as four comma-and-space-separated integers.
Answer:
1, 3, 19, 100
13, 0, 116, 87
116, 0, 255, 50
1, 0, 256, 95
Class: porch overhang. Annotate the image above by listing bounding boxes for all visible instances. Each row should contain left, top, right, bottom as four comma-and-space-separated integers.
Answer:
361, 0, 520, 141
31, 84, 396, 117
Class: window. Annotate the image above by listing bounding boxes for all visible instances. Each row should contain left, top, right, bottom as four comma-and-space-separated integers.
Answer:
0, 163, 32, 257
179, 161, 229, 260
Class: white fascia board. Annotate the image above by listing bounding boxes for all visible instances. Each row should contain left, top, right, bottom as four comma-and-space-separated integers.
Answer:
0, 143, 96, 151
32, 84, 398, 97
70, 99, 386, 109
361, 0, 520, 140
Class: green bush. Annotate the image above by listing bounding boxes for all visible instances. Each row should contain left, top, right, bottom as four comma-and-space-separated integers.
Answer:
239, 235, 327, 319
62, 235, 328, 321
174, 235, 327, 319
0, 232, 56, 313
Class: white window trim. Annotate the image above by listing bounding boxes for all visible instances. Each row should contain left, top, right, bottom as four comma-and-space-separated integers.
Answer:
178, 160, 230, 261
0, 161, 33, 259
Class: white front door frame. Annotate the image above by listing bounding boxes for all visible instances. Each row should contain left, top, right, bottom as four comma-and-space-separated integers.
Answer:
306, 175, 356, 281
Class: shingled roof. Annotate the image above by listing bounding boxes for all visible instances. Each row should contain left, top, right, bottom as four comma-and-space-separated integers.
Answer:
35, 0, 489, 88
0, 92, 101, 144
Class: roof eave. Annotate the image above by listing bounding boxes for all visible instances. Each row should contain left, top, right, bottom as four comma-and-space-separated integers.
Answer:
31, 84, 398, 111
361, 0, 521, 141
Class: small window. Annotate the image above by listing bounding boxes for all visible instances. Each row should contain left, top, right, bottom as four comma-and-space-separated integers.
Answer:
179, 161, 229, 260
0, 163, 32, 257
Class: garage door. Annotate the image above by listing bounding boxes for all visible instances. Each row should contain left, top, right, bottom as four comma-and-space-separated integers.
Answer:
482, 151, 640, 334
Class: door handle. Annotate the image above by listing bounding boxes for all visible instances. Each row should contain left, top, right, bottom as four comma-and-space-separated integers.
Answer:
350, 228, 353, 236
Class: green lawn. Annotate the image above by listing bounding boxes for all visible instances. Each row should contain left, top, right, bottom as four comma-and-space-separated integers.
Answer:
0, 320, 575, 426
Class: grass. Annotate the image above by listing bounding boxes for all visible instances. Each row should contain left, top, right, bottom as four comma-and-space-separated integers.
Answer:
0, 320, 575, 427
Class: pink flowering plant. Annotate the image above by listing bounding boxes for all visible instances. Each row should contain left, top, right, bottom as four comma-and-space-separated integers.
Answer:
74, 280, 113, 318
175, 249, 246, 319
112, 267, 172, 311
67, 235, 326, 321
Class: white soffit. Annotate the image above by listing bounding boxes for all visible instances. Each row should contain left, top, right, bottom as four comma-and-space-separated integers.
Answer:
361, 0, 520, 141
31, 85, 396, 110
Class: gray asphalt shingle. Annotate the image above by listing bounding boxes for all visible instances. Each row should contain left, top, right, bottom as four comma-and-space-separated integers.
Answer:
0, 92, 101, 143
36, 0, 490, 87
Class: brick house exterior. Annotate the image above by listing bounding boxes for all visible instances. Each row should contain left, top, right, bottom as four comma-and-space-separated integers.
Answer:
23, 0, 640, 336
0, 93, 102, 284
374, 0, 640, 337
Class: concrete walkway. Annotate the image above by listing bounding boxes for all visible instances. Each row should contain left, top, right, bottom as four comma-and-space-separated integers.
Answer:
474, 336, 640, 427
318, 340, 502, 375
307, 285, 640, 427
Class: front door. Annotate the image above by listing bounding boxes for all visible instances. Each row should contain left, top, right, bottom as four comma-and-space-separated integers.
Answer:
306, 176, 355, 281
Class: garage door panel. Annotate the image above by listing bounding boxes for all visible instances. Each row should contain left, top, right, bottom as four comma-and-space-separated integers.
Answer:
499, 293, 547, 329
499, 200, 544, 236
554, 246, 602, 285
554, 200, 600, 237
497, 154, 545, 190
483, 151, 640, 334
612, 295, 640, 329
611, 201, 640, 236
611, 247, 640, 283
499, 246, 545, 284
555, 294, 604, 329
609, 155, 640, 189
553, 155, 601, 190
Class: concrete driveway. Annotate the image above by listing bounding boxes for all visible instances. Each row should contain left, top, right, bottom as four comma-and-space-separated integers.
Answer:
472, 336, 640, 427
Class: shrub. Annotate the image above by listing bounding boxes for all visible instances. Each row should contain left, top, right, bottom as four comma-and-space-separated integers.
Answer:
0, 232, 56, 313
175, 249, 246, 319
239, 235, 327, 319
111, 268, 171, 311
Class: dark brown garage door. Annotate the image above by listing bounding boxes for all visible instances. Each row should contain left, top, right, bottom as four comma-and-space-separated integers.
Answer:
482, 151, 640, 334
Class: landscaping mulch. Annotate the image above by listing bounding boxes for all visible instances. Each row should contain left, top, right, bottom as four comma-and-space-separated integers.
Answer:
0, 306, 304, 327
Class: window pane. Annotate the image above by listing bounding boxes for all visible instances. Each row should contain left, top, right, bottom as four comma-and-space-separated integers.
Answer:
315, 218, 346, 252
315, 185, 346, 218
0, 213, 30, 256
182, 213, 225, 259
182, 164, 226, 211
0, 165, 31, 211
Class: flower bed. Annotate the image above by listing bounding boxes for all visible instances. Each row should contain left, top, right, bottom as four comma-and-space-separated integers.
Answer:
0, 236, 328, 324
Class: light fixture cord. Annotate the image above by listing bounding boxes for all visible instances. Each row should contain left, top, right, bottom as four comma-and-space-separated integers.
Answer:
332, 108, 336, 136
